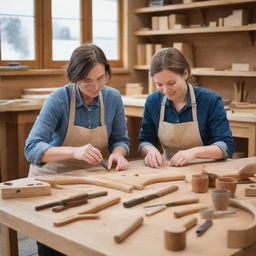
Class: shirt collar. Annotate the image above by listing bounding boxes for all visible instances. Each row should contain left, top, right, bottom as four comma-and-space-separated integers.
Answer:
75, 87, 100, 108
166, 83, 192, 108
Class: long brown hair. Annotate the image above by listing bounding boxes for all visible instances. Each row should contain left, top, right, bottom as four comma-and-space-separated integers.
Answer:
149, 47, 196, 85
67, 44, 111, 83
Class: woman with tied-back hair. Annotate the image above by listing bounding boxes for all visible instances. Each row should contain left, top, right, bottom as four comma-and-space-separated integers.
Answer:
139, 47, 234, 168
25, 44, 130, 175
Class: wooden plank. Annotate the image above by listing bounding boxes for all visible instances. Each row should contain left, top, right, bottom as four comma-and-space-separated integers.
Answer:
1, 225, 18, 256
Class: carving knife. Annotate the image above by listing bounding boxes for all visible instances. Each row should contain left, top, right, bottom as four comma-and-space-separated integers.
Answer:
123, 185, 178, 208
100, 160, 109, 170
143, 198, 199, 208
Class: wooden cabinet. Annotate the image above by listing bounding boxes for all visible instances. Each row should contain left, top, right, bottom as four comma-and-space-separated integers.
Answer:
132, 0, 256, 102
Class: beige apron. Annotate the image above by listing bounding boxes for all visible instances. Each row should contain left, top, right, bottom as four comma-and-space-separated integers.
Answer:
158, 84, 203, 160
28, 85, 108, 177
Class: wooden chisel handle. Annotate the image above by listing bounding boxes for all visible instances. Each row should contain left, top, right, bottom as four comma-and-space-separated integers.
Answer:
53, 214, 99, 227
52, 199, 88, 212
166, 198, 199, 206
88, 191, 108, 199
183, 217, 198, 231
174, 205, 208, 218
79, 196, 121, 214
145, 205, 167, 216
123, 185, 179, 208
114, 216, 143, 243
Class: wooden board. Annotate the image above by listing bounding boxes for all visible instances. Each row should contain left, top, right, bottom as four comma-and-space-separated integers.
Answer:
0, 178, 51, 199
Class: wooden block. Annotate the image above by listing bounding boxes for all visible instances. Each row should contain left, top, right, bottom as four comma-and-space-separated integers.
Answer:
151, 16, 159, 30
173, 42, 194, 67
209, 21, 217, 27
224, 9, 249, 27
0, 179, 51, 199
154, 44, 162, 54
125, 83, 143, 96
158, 16, 169, 31
232, 63, 254, 72
245, 186, 256, 197
169, 14, 187, 29
218, 17, 224, 27
136, 44, 146, 65
173, 24, 186, 29
145, 44, 155, 65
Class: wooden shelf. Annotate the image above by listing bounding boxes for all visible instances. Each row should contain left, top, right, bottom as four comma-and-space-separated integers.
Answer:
0, 69, 65, 76
135, 25, 256, 36
134, 66, 256, 77
134, 0, 256, 14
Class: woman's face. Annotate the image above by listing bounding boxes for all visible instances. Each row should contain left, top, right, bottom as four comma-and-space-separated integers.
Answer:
78, 64, 107, 99
153, 69, 188, 102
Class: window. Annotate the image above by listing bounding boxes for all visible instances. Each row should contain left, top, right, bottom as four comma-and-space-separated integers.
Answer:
0, 0, 123, 68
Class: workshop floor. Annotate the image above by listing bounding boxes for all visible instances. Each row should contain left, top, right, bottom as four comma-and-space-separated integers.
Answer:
0, 228, 38, 256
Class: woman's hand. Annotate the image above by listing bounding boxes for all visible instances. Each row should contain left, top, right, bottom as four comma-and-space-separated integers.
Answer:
144, 148, 163, 168
169, 148, 196, 167
72, 144, 103, 165
108, 152, 128, 171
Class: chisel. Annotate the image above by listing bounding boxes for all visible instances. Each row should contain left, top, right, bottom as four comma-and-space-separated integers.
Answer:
143, 198, 199, 208
123, 185, 178, 208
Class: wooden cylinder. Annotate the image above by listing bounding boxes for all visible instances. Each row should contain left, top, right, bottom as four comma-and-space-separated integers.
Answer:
164, 226, 186, 251
215, 177, 237, 198
191, 174, 209, 193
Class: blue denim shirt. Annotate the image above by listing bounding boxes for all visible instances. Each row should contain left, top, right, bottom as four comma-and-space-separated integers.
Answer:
25, 84, 130, 165
139, 86, 234, 159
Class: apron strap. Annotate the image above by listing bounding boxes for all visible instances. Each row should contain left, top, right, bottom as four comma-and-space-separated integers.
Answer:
68, 84, 77, 129
188, 84, 198, 122
99, 91, 105, 126
160, 96, 168, 123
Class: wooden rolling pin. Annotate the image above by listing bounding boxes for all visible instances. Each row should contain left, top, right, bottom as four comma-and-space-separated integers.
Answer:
174, 205, 208, 218
114, 216, 144, 243
123, 185, 179, 208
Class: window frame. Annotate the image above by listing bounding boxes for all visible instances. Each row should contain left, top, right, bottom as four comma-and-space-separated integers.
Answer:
0, 0, 123, 68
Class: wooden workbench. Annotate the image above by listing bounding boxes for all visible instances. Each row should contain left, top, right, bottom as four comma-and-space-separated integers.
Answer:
1, 158, 256, 256
122, 96, 256, 158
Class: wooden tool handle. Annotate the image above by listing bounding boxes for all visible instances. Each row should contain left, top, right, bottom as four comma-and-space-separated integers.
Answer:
114, 216, 143, 243
88, 191, 108, 199
174, 205, 208, 218
183, 217, 198, 231
35, 201, 60, 211
62, 192, 88, 204
166, 198, 199, 207
80, 196, 121, 214
145, 205, 167, 216
156, 185, 179, 196
52, 199, 88, 212
53, 214, 99, 227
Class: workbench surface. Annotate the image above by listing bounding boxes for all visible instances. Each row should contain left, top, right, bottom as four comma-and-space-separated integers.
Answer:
1, 158, 256, 256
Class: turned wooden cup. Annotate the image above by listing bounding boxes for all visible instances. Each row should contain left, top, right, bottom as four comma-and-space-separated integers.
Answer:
164, 226, 186, 251
215, 177, 238, 198
191, 174, 209, 193
211, 190, 230, 210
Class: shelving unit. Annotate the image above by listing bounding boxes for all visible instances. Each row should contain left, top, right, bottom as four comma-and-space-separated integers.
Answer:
132, 0, 256, 101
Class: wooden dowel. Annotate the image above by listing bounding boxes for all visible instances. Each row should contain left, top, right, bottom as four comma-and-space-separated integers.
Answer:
183, 217, 198, 230
174, 205, 208, 218
114, 216, 143, 243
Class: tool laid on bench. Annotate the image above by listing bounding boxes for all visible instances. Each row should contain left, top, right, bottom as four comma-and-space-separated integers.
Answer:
35, 191, 108, 211
144, 198, 199, 216
123, 185, 179, 208
0, 179, 51, 199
